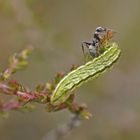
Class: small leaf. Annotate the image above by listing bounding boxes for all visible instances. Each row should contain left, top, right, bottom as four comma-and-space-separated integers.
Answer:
81, 110, 92, 119
46, 82, 54, 93
54, 72, 64, 85
35, 84, 46, 92
0, 47, 33, 81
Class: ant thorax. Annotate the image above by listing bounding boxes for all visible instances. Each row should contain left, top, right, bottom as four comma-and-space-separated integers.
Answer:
88, 44, 98, 57
88, 39, 100, 57
82, 27, 114, 59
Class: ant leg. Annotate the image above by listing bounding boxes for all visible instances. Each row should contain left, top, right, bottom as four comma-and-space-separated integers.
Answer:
81, 42, 91, 63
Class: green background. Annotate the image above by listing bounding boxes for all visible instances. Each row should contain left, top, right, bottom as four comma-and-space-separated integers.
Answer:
0, 0, 140, 140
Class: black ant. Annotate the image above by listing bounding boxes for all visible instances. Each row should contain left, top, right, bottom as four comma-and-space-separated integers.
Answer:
82, 27, 115, 59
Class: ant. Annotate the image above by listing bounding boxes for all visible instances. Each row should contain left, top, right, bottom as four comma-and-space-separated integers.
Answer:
82, 27, 115, 59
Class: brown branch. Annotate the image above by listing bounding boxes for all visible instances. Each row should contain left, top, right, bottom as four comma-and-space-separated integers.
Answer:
42, 114, 81, 140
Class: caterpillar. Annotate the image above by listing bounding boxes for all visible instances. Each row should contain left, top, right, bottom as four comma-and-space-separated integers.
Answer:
51, 42, 121, 105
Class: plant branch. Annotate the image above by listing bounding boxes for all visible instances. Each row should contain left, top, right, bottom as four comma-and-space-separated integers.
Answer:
42, 114, 81, 140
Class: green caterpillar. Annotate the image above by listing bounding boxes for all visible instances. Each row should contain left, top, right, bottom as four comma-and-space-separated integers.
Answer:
51, 42, 121, 105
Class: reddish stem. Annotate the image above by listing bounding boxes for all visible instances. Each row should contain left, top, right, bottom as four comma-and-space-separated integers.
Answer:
0, 83, 49, 101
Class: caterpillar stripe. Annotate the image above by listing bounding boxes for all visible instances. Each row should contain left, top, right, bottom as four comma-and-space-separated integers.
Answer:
51, 42, 121, 105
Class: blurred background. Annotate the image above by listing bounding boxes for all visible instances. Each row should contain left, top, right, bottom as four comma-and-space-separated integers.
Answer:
0, 0, 140, 140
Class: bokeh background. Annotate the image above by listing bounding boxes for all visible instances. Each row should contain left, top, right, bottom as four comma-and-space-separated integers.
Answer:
0, 0, 140, 140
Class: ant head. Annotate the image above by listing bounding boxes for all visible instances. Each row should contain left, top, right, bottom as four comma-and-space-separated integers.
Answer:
95, 27, 107, 33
